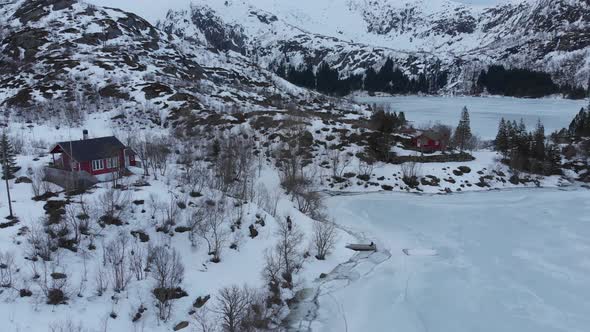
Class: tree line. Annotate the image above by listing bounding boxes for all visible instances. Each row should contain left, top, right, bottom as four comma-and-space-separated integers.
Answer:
276, 58, 449, 96
495, 118, 561, 175
477, 65, 587, 99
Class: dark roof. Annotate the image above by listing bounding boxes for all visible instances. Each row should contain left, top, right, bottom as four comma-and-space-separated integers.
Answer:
52, 136, 126, 161
415, 130, 445, 141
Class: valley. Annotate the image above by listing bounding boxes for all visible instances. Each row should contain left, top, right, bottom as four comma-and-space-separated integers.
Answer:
0, 1, 589, 332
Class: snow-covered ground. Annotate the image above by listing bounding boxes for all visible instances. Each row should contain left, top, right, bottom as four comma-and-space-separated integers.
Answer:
356, 96, 588, 139
312, 188, 590, 332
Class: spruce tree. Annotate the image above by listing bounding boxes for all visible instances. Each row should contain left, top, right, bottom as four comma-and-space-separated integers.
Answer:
532, 119, 546, 160
495, 118, 509, 156
545, 144, 562, 175
453, 106, 472, 153
0, 132, 17, 180
398, 111, 407, 126
0, 131, 16, 218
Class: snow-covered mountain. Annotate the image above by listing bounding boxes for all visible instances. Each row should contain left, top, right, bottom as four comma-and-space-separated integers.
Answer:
0, 0, 352, 128
160, 0, 590, 94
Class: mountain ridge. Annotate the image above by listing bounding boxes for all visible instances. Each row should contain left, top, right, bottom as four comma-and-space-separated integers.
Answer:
160, 0, 590, 97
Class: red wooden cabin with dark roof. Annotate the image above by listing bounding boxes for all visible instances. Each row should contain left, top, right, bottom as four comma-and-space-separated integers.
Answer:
411, 130, 448, 152
49, 131, 136, 177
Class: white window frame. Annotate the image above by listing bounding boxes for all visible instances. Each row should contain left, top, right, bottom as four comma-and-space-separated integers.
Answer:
106, 157, 118, 169
92, 159, 104, 171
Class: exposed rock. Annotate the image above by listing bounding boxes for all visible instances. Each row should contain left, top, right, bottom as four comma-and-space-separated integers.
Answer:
173, 321, 189, 331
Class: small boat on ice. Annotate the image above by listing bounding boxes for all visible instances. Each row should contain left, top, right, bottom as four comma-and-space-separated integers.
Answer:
346, 242, 377, 252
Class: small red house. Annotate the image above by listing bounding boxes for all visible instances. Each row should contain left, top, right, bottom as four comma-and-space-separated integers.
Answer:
411, 131, 446, 152
49, 132, 136, 178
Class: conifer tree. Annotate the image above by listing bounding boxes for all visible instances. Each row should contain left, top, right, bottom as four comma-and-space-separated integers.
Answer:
0, 132, 17, 179
453, 106, 472, 153
532, 119, 546, 161
0, 131, 16, 218
495, 118, 509, 156
398, 111, 407, 126
545, 144, 562, 175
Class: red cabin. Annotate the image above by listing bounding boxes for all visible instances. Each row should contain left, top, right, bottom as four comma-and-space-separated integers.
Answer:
49, 132, 136, 178
411, 131, 446, 152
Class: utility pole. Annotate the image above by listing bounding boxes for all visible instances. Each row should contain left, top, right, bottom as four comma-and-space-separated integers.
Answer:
2, 147, 13, 219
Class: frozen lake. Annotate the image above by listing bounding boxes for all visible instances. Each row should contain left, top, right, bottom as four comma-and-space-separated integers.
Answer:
316, 189, 590, 332
355, 96, 588, 139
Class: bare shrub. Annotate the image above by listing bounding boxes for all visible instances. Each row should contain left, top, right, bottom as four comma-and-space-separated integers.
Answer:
27, 224, 55, 261
94, 264, 108, 296
312, 220, 337, 260
357, 155, 375, 180
0, 251, 16, 287
48, 320, 88, 332
401, 161, 421, 187
29, 166, 47, 197
104, 233, 132, 292
98, 187, 131, 226
293, 190, 325, 220
38, 262, 70, 305
129, 242, 148, 281
150, 246, 185, 322
328, 149, 352, 178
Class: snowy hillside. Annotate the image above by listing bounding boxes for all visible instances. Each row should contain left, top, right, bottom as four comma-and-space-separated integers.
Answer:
0, 0, 356, 126
160, 0, 590, 94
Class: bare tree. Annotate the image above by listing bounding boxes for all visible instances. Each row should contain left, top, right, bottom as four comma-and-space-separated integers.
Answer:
357, 155, 376, 180
150, 246, 185, 322
274, 217, 304, 288
94, 264, 108, 296
312, 220, 338, 260
328, 149, 352, 178
293, 190, 325, 220
215, 285, 252, 332
104, 233, 132, 292
431, 123, 453, 152
129, 242, 148, 281
142, 136, 172, 179
30, 166, 46, 198
184, 162, 209, 196
98, 187, 131, 225
197, 200, 230, 263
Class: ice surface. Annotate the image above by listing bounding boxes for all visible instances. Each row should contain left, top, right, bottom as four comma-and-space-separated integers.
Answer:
315, 188, 590, 332
356, 96, 588, 139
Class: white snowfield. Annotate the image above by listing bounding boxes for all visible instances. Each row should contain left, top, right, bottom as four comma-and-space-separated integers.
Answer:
313, 189, 590, 332
356, 96, 588, 139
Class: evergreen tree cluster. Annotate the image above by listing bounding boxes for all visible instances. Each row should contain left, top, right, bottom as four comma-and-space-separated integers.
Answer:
277, 58, 448, 96
365, 108, 407, 162
477, 65, 587, 99
495, 118, 561, 175
567, 107, 590, 138
369, 108, 407, 133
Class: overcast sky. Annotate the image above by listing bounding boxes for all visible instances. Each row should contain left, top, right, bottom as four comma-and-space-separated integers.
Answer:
88, 0, 507, 23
